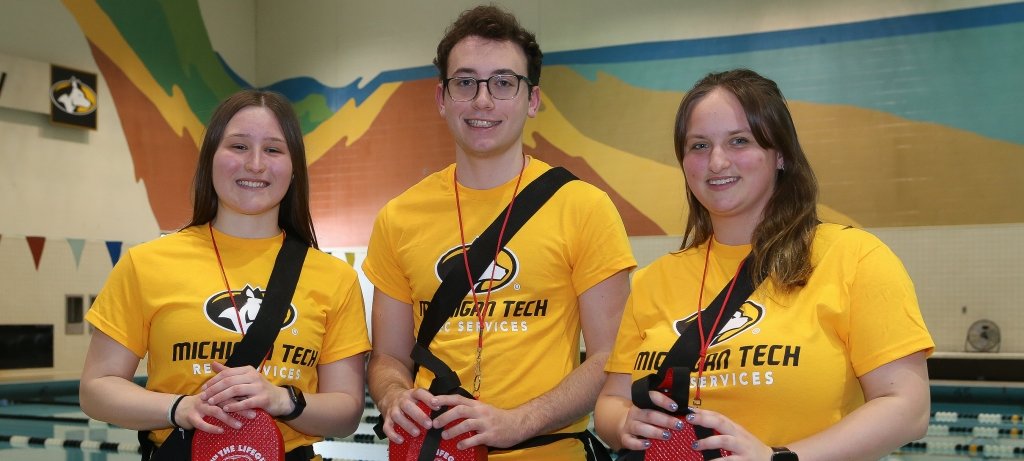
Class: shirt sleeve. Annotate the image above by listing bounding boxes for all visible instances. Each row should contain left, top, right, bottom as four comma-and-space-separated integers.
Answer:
84, 248, 148, 358
320, 264, 371, 363
846, 237, 934, 377
569, 187, 637, 295
361, 204, 414, 304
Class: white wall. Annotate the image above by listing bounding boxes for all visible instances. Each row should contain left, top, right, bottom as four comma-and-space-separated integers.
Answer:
0, 0, 256, 244
0, 3, 158, 243
199, 0, 257, 84
873, 224, 1024, 353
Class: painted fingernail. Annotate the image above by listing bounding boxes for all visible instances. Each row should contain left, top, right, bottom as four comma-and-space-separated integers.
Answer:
661, 430, 670, 440
691, 441, 699, 450
687, 406, 697, 412
669, 403, 679, 412
642, 440, 651, 449
686, 413, 696, 422
675, 420, 684, 430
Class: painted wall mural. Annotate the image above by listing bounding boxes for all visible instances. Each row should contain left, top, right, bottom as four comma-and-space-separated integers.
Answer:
63, 0, 1024, 248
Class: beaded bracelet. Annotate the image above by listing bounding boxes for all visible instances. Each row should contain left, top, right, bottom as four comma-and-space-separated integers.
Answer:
168, 394, 186, 429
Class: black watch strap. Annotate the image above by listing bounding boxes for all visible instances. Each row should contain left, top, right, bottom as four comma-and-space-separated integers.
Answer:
771, 447, 799, 461
279, 385, 306, 421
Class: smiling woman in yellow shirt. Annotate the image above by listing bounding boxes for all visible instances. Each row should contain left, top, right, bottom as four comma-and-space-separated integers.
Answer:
596, 69, 933, 461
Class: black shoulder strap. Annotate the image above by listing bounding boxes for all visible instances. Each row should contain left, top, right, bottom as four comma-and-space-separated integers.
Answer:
626, 253, 757, 461
371, 167, 577, 444
416, 166, 577, 348
664, 253, 755, 374
226, 233, 309, 368
630, 254, 756, 413
140, 233, 308, 459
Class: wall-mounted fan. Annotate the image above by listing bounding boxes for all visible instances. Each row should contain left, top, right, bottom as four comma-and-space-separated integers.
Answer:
964, 319, 1001, 352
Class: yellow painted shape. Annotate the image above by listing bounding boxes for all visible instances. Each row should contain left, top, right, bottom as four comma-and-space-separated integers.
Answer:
524, 96, 858, 233
818, 204, 858, 227
525, 95, 686, 234
305, 82, 401, 165
62, 0, 205, 148
541, 68, 680, 168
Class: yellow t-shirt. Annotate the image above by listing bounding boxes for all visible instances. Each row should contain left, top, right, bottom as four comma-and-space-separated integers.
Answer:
363, 157, 636, 459
607, 223, 934, 445
86, 225, 371, 451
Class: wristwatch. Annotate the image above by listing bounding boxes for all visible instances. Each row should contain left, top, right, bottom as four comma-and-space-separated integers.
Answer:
771, 447, 799, 461
279, 385, 306, 421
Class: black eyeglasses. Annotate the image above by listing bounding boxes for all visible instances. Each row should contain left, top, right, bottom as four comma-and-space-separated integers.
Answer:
443, 74, 532, 102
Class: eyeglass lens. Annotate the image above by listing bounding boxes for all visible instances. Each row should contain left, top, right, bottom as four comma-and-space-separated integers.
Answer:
448, 75, 522, 101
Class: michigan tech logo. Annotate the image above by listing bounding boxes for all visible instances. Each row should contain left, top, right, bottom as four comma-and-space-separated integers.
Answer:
203, 285, 297, 333
49, 76, 97, 115
673, 301, 764, 346
435, 244, 519, 293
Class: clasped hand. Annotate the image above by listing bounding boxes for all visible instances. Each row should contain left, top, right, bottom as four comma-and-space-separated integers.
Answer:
383, 387, 529, 450
622, 390, 774, 460
173, 362, 288, 434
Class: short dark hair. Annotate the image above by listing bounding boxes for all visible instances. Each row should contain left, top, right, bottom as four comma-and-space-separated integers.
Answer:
434, 5, 543, 88
185, 89, 318, 248
674, 69, 818, 289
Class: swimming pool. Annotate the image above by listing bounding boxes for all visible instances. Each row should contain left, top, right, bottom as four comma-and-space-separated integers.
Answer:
2, 379, 1022, 460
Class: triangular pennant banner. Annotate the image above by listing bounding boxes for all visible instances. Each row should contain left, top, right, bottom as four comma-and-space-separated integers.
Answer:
67, 238, 86, 268
105, 241, 123, 266
26, 236, 46, 271
344, 252, 356, 266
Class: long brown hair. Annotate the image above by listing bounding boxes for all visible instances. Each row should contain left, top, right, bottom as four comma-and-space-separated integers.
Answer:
674, 69, 818, 290
185, 89, 318, 248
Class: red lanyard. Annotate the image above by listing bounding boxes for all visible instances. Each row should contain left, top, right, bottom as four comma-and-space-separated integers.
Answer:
692, 237, 746, 406
453, 155, 526, 398
209, 223, 278, 368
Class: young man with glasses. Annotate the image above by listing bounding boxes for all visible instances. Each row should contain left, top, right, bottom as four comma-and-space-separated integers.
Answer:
363, 4, 636, 460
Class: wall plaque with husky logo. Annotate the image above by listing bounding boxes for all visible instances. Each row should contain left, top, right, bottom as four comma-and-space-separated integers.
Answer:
50, 64, 98, 129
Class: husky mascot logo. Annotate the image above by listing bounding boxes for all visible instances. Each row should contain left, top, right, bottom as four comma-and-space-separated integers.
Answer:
673, 301, 765, 346
435, 244, 519, 293
204, 285, 297, 333
49, 76, 97, 115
